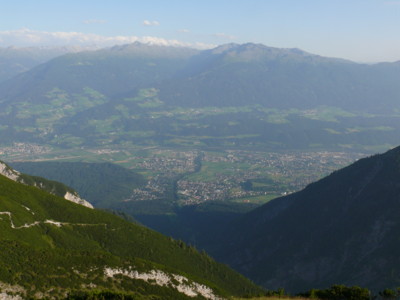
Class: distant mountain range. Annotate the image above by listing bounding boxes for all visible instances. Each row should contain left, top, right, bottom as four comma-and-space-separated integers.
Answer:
0, 43, 197, 103
0, 163, 262, 298
159, 43, 400, 112
0, 46, 92, 83
211, 145, 400, 292
0, 42, 400, 151
3, 42, 400, 112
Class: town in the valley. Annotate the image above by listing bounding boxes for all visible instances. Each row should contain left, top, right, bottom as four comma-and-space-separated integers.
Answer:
0, 142, 365, 206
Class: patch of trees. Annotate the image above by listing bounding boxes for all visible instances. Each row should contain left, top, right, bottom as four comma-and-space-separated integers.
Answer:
296, 284, 400, 299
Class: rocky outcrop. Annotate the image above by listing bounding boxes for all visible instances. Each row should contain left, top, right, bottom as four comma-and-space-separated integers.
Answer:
0, 161, 93, 209
0, 162, 20, 181
64, 191, 93, 208
104, 267, 222, 299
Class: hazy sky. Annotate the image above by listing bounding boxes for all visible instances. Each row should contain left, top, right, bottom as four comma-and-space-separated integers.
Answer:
1, 0, 400, 62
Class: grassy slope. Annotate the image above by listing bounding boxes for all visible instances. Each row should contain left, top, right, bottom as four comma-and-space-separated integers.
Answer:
0, 174, 263, 298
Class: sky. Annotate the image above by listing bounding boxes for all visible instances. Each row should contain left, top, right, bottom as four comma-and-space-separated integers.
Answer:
0, 0, 400, 62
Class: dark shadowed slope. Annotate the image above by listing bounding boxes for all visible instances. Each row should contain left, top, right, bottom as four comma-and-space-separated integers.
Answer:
214, 145, 400, 292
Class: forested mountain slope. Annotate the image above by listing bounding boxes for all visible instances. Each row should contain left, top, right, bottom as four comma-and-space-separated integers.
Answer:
0, 166, 262, 299
0, 46, 78, 83
0, 160, 92, 208
10, 161, 146, 207
213, 145, 400, 292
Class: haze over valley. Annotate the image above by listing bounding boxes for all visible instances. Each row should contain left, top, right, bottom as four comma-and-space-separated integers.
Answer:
2, 1, 400, 298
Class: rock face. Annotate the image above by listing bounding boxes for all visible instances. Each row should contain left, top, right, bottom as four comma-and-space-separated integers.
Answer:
0, 161, 93, 209
64, 191, 93, 209
0, 162, 20, 181
214, 146, 400, 292
104, 267, 221, 300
